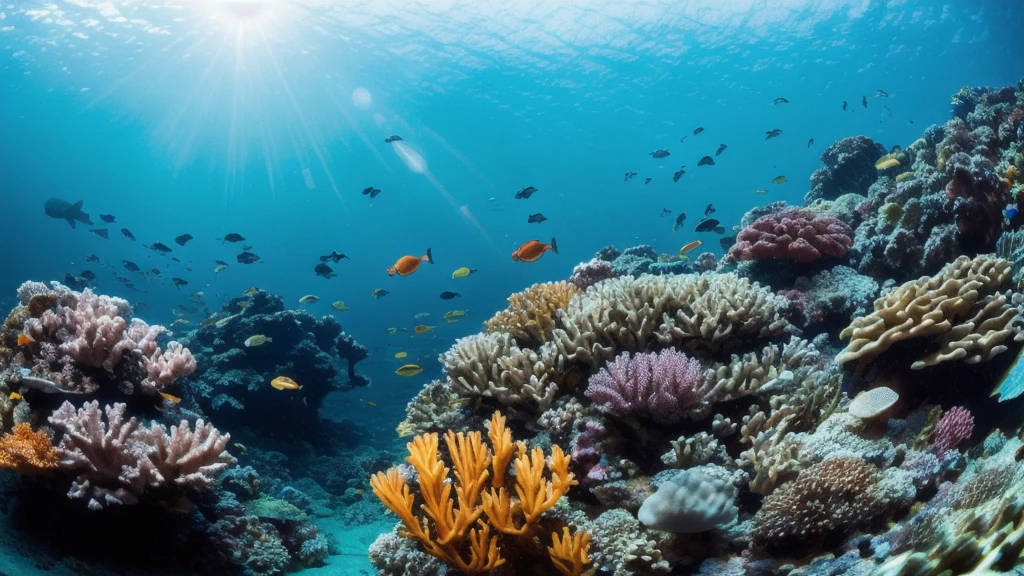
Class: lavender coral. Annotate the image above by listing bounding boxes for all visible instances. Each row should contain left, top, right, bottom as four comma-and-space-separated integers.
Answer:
48, 400, 234, 510
569, 258, 616, 290
931, 406, 975, 456
585, 349, 710, 424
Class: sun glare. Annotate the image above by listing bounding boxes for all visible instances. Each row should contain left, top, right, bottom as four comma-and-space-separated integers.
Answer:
208, 0, 278, 25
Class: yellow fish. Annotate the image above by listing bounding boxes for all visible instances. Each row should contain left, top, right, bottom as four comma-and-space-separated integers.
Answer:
451, 267, 476, 279
243, 287, 259, 296
414, 324, 435, 334
298, 295, 320, 304
159, 392, 181, 403
771, 176, 788, 185
214, 264, 228, 273
271, 376, 302, 390
895, 171, 915, 183
362, 399, 378, 408
332, 300, 349, 311
394, 351, 408, 359
679, 240, 702, 257
395, 364, 424, 377
171, 318, 190, 326
244, 335, 272, 347
443, 310, 466, 320
233, 442, 248, 455
215, 313, 242, 329
9, 392, 22, 401
875, 157, 900, 170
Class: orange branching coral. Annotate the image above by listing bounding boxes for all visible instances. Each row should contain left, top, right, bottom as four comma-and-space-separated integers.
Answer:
370, 411, 589, 575
0, 423, 59, 473
548, 527, 592, 576
485, 281, 580, 344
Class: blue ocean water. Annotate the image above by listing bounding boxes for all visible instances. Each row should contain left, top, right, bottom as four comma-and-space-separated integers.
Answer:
0, 1, 1022, 573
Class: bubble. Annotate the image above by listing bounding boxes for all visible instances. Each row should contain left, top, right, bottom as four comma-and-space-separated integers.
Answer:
352, 87, 372, 109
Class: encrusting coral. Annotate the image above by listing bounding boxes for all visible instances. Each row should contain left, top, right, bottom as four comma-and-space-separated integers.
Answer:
0, 422, 59, 473
837, 254, 1024, 369
370, 411, 591, 575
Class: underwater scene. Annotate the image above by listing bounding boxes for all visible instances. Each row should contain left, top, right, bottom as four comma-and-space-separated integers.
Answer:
2, 1, 1024, 575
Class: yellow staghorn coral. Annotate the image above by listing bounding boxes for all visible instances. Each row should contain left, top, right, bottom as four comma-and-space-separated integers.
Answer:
837, 254, 1024, 369
0, 423, 59, 473
370, 411, 589, 575
485, 281, 580, 344
548, 527, 592, 576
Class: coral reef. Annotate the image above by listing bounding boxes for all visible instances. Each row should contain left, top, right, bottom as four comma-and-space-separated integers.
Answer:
806, 135, 888, 203
729, 207, 854, 263
182, 289, 368, 438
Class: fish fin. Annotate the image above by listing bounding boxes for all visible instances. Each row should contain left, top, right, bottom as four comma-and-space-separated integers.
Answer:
425, 248, 433, 264
72, 200, 92, 225
550, 237, 558, 254
66, 217, 77, 229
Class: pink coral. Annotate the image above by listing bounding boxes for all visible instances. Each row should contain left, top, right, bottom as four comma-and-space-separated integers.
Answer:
569, 258, 616, 290
729, 208, 853, 263
48, 400, 234, 510
585, 349, 710, 424
932, 406, 975, 456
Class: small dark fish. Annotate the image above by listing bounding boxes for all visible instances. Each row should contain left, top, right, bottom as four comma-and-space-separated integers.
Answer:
528, 213, 547, 224
807, 138, 814, 148
440, 291, 461, 300
624, 171, 637, 181
874, 90, 889, 98
89, 228, 109, 239
693, 127, 704, 135
660, 209, 672, 217
842, 101, 848, 111
172, 257, 181, 263
384, 135, 403, 143
63, 273, 87, 290
713, 226, 725, 234
80, 270, 96, 281
890, 144, 903, 154
515, 186, 539, 199
862, 95, 868, 108
369, 188, 381, 199
715, 144, 727, 156
697, 156, 715, 167
704, 204, 715, 216
314, 262, 336, 279
215, 260, 229, 266
172, 278, 189, 290
45, 198, 91, 228
644, 177, 652, 185
86, 254, 100, 263
361, 186, 383, 198
672, 167, 686, 182
242, 244, 253, 252
149, 242, 172, 253
121, 228, 135, 240
650, 149, 670, 159
695, 218, 720, 232
908, 119, 914, 124
319, 251, 349, 263
765, 129, 782, 140
99, 214, 116, 223
174, 234, 194, 246
222, 233, 246, 243
672, 213, 687, 233
237, 251, 260, 264
122, 260, 140, 272
720, 235, 737, 250
772, 97, 789, 105
679, 136, 687, 143
150, 268, 161, 275
372, 288, 390, 299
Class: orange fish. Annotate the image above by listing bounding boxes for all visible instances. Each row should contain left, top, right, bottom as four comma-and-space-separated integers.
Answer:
271, 376, 302, 390
388, 249, 433, 277
159, 392, 181, 403
17, 333, 35, 346
512, 238, 558, 262
679, 240, 702, 256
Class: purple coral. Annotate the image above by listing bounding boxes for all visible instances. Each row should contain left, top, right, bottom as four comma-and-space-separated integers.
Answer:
730, 209, 853, 263
48, 400, 235, 510
21, 287, 195, 394
585, 349, 710, 424
570, 258, 616, 290
931, 406, 975, 456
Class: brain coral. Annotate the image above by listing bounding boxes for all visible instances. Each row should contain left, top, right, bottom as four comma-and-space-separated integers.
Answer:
729, 208, 853, 263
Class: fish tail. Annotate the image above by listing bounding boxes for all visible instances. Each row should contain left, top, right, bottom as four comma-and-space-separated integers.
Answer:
425, 248, 433, 264
72, 200, 93, 225
549, 237, 558, 254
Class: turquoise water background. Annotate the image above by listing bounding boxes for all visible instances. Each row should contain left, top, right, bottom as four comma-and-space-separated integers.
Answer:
1, 0, 1022, 431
